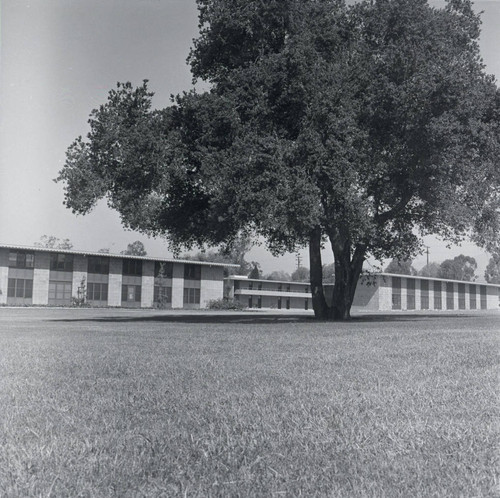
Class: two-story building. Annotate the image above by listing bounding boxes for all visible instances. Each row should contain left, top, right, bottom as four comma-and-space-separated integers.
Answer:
0, 244, 238, 309
225, 273, 500, 312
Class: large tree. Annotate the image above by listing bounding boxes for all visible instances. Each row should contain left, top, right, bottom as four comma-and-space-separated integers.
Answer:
56, 0, 500, 319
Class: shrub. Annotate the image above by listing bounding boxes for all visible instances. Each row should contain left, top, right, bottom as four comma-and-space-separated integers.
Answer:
207, 298, 246, 310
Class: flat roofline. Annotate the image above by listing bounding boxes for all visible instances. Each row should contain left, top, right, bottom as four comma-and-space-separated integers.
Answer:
227, 276, 310, 286
0, 243, 239, 268
227, 273, 500, 288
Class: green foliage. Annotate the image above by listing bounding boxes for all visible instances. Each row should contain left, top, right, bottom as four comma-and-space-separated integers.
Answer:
207, 298, 246, 310
385, 259, 417, 276
484, 254, 500, 284
248, 262, 262, 279
438, 254, 477, 281
34, 235, 73, 250
264, 270, 291, 281
184, 234, 256, 276
291, 266, 310, 282
418, 262, 441, 278
71, 277, 88, 307
322, 263, 335, 284
121, 241, 147, 256
56, 0, 500, 319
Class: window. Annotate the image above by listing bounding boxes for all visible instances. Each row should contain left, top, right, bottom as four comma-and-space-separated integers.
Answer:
469, 284, 476, 309
305, 286, 310, 293
286, 298, 290, 310
392, 277, 401, 310
286, 285, 291, 292
88, 256, 109, 274
458, 283, 466, 310
50, 253, 73, 272
248, 281, 253, 290
257, 296, 262, 308
154, 285, 172, 304
184, 264, 201, 280
305, 299, 309, 310
277, 297, 282, 309
434, 281, 442, 309
121, 285, 141, 302
407, 279, 415, 310
278, 284, 282, 292
480, 286, 487, 310
184, 287, 200, 304
9, 251, 35, 269
122, 259, 142, 276
7, 279, 33, 298
258, 283, 262, 291
155, 262, 173, 279
87, 283, 108, 301
248, 296, 253, 308
420, 280, 429, 310
446, 282, 454, 310
48, 281, 72, 301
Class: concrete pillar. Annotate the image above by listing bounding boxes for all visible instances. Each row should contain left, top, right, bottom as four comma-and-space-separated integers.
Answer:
108, 258, 123, 307
141, 261, 155, 308
401, 278, 407, 310
33, 252, 50, 305
0, 249, 8, 304
172, 263, 184, 308
415, 279, 421, 310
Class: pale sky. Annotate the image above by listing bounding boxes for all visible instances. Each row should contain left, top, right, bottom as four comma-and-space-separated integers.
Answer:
0, 0, 499, 278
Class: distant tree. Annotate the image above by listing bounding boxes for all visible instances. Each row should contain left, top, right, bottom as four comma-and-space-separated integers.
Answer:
98, 248, 110, 253
121, 241, 147, 256
185, 234, 255, 276
484, 254, 500, 284
265, 271, 291, 282
218, 234, 254, 276
35, 235, 73, 250
384, 259, 417, 276
418, 262, 441, 278
322, 263, 335, 284
248, 262, 262, 279
438, 255, 477, 281
291, 266, 310, 282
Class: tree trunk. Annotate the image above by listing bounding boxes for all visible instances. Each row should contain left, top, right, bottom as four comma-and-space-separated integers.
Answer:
329, 241, 366, 321
309, 226, 329, 319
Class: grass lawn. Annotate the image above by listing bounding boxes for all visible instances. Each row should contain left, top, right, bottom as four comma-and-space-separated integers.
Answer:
0, 308, 498, 497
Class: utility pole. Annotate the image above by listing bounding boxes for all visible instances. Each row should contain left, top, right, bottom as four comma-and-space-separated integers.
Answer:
426, 246, 430, 267
296, 253, 302, 270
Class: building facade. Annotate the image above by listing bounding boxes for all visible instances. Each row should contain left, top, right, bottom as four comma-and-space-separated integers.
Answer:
0, 245, 237, 309
226, 274, 500, 312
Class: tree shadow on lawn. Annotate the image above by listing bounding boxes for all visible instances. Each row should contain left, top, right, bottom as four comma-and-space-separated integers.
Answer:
48, 311, 484, 325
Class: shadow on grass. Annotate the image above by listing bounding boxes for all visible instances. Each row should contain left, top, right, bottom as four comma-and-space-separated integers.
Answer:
47, 311, 484, 325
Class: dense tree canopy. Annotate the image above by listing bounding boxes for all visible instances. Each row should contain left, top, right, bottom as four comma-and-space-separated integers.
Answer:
418, 262, 441, 278
291, 267, 311, 282
121, 241, 147, 256
484, 254, 500, 284
384, 259, 417, 276
57, 0, 500, 319
437, 254, 477, 281
183, 234, 255, 276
